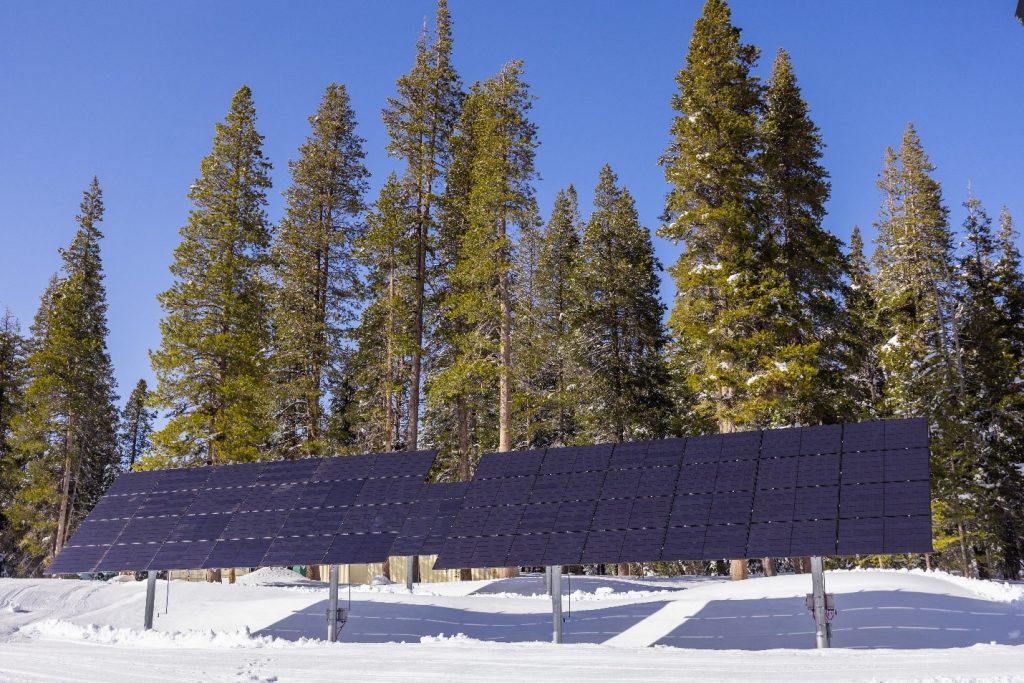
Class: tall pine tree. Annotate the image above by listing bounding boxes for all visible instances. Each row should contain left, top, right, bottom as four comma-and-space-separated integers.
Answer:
574, 165, 669, 443
271, 83, 369, 458
0, 310, 27, 562
7, 180, 119, 573
148, 86, 274, 467
382, 0, 462, 454
118, 379, 154, 470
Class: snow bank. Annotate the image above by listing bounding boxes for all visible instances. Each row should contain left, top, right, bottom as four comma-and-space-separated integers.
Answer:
21, 619, 326, 649
235, 566, 321, 587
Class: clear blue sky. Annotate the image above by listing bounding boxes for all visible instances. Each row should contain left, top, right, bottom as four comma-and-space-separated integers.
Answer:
1, 1, 1022, 404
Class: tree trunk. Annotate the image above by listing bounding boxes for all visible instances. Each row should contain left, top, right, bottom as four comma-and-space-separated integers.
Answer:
498, 243, 512, 454
207, 569, 221, 583
54, 417, 76, 555
306, 565, 320, 581
228, 567, 236, 584
957, 521, 972, 577
763, 557, 777, 577
381, 558, 392, 581
617, 563, 630, 577
730, 559, 749, 581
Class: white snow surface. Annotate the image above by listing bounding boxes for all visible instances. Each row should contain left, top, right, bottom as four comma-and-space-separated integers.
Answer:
0, 569, 1021, 681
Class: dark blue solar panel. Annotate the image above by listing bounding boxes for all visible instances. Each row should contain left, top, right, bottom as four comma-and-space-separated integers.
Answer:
581, 529, 626, 563
843, 421, 884, 452
202, 538, 271, 568
221, 509, 288, 539
315, 454, 374, 481
591, 499, 633, 530
790, 519, 837, 556
720, 430, 761, 460
567, 471, 606, 500
883, 481, 931, 516
539, 447, 577, 474
885, 418, 928, 450
470, 536, 512, 568
636, 467, 680, 497
485, 504, 525, 534
95, 543, 162, 571
684, 435, 723, 463
715, 459, 756, 491
793, 485, 839, 520
750, 487, 795, 523
574, 445, 614, 471
64, 518, 129, 547
800, 424, 842, 454
883, 515, 932, 553
518, 502, 561, 534
554, 500, 596, 532
48, 544, 110, 574
678, 462, 719, 493
89, 493, 147, 520
531, 473, 570, 503
540, 532, 587, 565
609, 441, 649, 469
189, 487, 247, 515
505, 451, 545, 477
701, 524, 748, 559
618, 528, 665, 563
157, 467, 214, 492
644, 439, 687, 467
135, 489, 198, 517
149, 540, 215, 570
669, 493, 712, 526
505, 533, 549, 565
884, 448, 929, 481
746, 521, 793, 557
350, 532, 400, 563
258, 458, 319, 485
754, 457, 798, 489
473, 453, 507, 479
838, 483, 883, 518
661, 526, 705, 560
708, 490, 754, 524
600, 468, 642, 498
841, 450, 884, 484
837, 517, 883, 555
262, 534, 333, 566
204, 462, 265, 488
117, 516, 179, 544
167, 514, 230, 543
628, 497, 672, 529
796, 453, 841, 487
105, 470, 164, 496
761, 428, 801, 458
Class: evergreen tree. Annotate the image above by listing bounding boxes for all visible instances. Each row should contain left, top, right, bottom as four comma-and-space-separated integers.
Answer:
530, 186, 583, 447
432, 61, 538, 456
574, 165, 669, 443
0, 310, 27, 560
118, 379, 154, 470
350, 174, 417, 453
148, 86, 274, 467
760, 48, 847, 424
873, 124, 970, 572
7, 179, 119, 573
271, 83, 369, 458
843, 226, 884, 418
382, 0, 462, 453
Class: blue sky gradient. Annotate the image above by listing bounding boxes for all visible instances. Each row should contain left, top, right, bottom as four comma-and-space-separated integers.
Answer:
1, 1, 1022, 402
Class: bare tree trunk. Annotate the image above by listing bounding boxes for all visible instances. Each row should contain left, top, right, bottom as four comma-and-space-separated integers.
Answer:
207, 569, 221, 583
306, 565, 320, 581
923, 554, 931, 572
498, 243, 511, 453
617, 563, 630, 577
228, 568, 236, 584
730, 559, 749, 581
957, 521, 972, 577
763, 558, 777, 577
54, 418, 76, 555
381, 558, 392, 581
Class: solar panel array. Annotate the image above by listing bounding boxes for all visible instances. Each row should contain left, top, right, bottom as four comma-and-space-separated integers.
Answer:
433, 419, 931, 569
391, 482, 469, 557
49, 451, 438, 574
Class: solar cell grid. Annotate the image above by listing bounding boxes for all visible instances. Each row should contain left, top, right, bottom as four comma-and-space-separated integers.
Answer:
800, 424, 842, 455
684, 434, 723, 463
842, 421, 884, 452
720, 431, 761, 461
760, 428, 801, 458
609, 441, 649, 469
885, 418, 928, 450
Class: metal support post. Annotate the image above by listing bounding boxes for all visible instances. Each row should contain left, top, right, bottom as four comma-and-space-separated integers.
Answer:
550, 565, 563, 644
327, 564, 340, 642
544, 565, 552, 595
405, 556, 414, 591
810, 556, 831, 648
143, 571, 157, 630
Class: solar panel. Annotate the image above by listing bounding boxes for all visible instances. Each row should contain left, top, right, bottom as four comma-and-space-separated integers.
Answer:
433, 419, 932, 569
48, 450, 440, 574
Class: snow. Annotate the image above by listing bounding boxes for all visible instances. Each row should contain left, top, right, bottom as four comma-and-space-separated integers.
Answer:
0, 570, 1021, 681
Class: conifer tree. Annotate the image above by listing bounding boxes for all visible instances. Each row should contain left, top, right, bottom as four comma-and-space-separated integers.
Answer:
873, 124, 970, 572
118, 379, 154, 470
530, 186, 583, 447
433, 61, 538, 456
350, 174, 417, 453
271, 83, 369, 457
760, 48, 847, 424
574, 166, 669, 443
382, 0, 462, 453
148, 86, 274, 467
7, 180, 119, 573
659, 0, 763, 580
843, 226, 884, 418
0, 310, 26, 559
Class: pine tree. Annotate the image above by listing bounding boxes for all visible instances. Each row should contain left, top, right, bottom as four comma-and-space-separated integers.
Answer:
760, 48, 847, 425
148, 86, 274, 467
350, 174, 417, 453
529, 186, 583, 447
0, 310, 27, 560
843, 226, 884, 418
574, 165, 669, 443
7, 179, 119, 573
432, 61, 538, 456
118, 379, 154, 470
873, 124, 970, 572
271, 83, 369, 458
382, 0, 462, 453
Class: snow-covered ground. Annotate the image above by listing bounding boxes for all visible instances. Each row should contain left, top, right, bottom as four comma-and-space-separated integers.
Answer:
0, 569, 1021, 682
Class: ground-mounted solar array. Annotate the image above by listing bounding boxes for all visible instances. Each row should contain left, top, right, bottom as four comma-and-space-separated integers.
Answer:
433, 419, 931, 569
391, 482, 469, 557
48, 451, 438, 574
